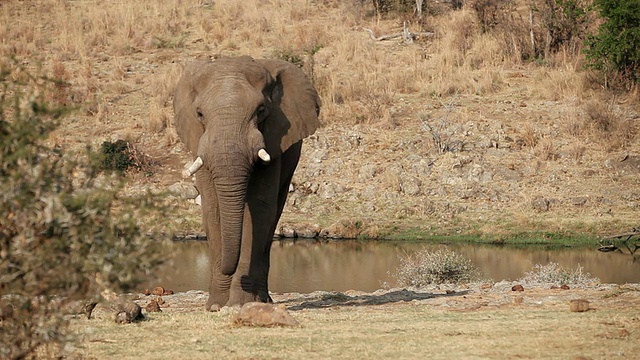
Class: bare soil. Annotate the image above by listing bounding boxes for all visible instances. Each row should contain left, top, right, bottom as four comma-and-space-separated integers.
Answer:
74, 283, 640, 359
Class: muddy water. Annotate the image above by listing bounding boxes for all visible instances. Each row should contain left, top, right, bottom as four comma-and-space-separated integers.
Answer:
147, 240, 640, 293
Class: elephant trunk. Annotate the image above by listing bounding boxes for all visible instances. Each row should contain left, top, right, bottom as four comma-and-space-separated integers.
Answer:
214, 172, 249, 276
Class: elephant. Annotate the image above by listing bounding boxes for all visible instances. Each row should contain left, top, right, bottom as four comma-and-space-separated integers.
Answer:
173, 56, 320, 310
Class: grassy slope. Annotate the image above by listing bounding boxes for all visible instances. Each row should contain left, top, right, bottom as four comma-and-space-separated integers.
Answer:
1, 0, 638, 243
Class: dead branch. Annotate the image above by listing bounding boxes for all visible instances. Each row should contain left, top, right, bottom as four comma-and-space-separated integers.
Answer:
363, 23, 433, 44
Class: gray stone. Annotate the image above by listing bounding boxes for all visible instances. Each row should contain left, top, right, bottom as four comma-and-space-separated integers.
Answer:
571, 197, 588, 206
400, 175, 422, 196
532, 196, 550, 212
168, 182, 199, 199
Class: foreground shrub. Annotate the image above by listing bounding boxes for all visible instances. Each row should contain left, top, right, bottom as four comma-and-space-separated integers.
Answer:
0, 59, 169, 359
519, 262, 600, 286
394, 249, 483, 287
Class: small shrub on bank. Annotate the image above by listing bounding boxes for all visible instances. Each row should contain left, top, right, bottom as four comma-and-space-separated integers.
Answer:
519, 262, 600, 286
0, 59, 169, 359
394, 249, 483, 287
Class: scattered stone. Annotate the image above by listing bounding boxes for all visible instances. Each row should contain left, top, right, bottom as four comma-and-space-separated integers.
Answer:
233, 302, 299, 327
569, 299, 590, 312
279, 225, 297, 238
152, 287, 165, 296
481, 283, 493, 290
531, 196, 550, 212
115, 301, 143, 324
399, 175, 422, 196
0, 303, 14, 320
163, 289, 174, 296
445, 290, 456, 294
561, 285, 570, 290
167, 182, 199, 199
571, 197, 588, 206
512, 285, 524, 292
145, 298, 162, 313
142, 289, 151, 296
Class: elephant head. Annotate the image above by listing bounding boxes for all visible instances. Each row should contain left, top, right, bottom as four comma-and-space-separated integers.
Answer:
173, 56, 320, 276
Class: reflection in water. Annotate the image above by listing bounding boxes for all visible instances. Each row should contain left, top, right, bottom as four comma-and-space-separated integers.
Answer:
148, 240, 640, 293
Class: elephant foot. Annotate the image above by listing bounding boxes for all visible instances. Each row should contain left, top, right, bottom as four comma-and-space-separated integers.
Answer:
206, 292, 230, 312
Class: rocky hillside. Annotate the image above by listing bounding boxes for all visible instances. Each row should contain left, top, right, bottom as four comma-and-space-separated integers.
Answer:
3, 0, 638, 241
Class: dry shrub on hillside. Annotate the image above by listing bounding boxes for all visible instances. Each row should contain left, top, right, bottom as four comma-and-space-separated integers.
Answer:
583, 99, 636, 150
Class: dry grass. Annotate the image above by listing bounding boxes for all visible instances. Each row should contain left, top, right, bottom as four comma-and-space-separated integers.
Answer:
70, 291, 640, 359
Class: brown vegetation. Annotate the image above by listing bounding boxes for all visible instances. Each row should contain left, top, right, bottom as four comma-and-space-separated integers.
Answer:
1, 0, 638, 240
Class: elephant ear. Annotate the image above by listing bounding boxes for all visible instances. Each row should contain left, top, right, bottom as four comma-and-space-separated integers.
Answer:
172, 61, 210, 156
257, 59, 320, 158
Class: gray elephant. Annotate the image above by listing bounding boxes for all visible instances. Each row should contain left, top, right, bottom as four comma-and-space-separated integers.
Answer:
173, 56, 320, 310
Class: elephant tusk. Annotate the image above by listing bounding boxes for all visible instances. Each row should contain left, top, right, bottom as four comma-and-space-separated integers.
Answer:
258, 148, 271, 163
182, 157, 203, 178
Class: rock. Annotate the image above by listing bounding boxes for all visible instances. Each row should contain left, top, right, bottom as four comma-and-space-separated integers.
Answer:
561, 284, 570, 290
152, 287, 165, 296
569, 299, 590, 312
531, 196, 550, 212
167, 182, 199, 199
308, 148, 328, 163
399, 175, 421, 196
0, 303, 14, 320
233, 302, 299, 327
512, 284, 524, 292
571, 197, 588, 206
279, 225, 297, 238
145, 299, 162, 313
115, 301, 143, 324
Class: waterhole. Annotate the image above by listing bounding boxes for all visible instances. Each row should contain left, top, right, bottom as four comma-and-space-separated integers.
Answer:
146, 240, 639, 293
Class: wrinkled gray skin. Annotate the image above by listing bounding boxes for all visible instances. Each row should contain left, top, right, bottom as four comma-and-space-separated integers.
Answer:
173, 56, 320, 310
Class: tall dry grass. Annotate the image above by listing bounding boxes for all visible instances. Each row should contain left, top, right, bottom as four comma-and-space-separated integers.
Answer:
0, 0, 630, 148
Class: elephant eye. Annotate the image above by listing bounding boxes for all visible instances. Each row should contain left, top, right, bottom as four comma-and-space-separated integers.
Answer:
256, 105, 268, 119
196, 108, 204, 121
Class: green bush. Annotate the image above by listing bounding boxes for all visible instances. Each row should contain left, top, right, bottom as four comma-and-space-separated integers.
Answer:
394, 249, 483, 287
584, 0, 640, 87
0, 59, 169, 359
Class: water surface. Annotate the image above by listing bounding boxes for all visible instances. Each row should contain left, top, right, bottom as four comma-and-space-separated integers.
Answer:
147, 240, 640, 293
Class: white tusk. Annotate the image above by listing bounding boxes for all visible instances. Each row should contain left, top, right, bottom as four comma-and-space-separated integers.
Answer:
258, 148, 271, 162
182, 157, 203, 178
